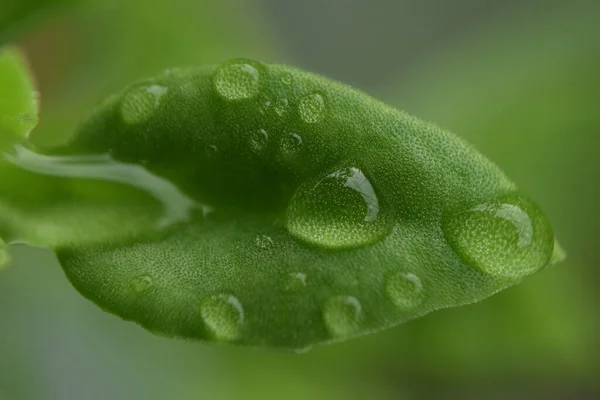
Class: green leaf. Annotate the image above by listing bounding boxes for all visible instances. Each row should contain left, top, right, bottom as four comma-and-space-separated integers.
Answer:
0, 59, 562, 349
0, 47, 38, 153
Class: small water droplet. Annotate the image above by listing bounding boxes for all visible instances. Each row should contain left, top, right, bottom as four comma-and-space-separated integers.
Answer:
298, 91, 326, 123
384, 272, 424, 309
255, 234, 274, 250
285, 272, 307, 291
248, 129, 269, 153
120, 85, 168, 124
213, 60, 262, 101
259, 98, 272, 115
279, 133, 303, 160
131, 274, 153, 295
206, 144, 219, 157
200, 293, 244, 341
323, 295, 362, 338
281, 73, 293, 86
443, 194, 554, 278
286, 166, 392, 249
274, 98, 289, 116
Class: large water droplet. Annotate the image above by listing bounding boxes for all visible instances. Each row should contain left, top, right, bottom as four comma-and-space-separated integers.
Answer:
131, 274, 153, 295
120, 85, 168, 124
443, 194, 554, 278
323, 295, 362, 338
213, 60, 261, 101
286, 166, 392, 249
248, 129, 269, 153
384, 272, 424, 309
285, 272, 307, 292
298, 91, 326, 123
200, 293, 244, 341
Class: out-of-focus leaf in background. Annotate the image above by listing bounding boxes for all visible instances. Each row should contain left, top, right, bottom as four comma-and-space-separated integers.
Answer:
0, 0, 90, 44
0, 47, 38, 153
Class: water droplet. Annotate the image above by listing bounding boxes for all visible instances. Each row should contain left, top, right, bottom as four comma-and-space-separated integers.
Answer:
255, 234, 274, 250
443, 194, 554, 278
248, 129, 269, 153
200, 293, 244, 341
259, 98, 272, 115
206, 144, 219, 158
286, 166, 392, 249
281, 73, 293, 86
298, 91, 326, 123
279, 133, 303, 160
285, 272, 307, 291
323, 295, 362, 338
384, 272, 424, 309
131, 274, 153, 295
213, 60, 262, 101
120, 85, 168, 124
274, 98, 289, 116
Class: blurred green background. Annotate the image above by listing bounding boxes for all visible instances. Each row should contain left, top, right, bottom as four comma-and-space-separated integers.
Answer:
1, 1, 598, 399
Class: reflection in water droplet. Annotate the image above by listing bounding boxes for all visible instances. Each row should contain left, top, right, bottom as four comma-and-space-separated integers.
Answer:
286, 166, 392, 249
131, 274, 153, 295
249, 129, 269, 153
384, 272, 424, 309
213, 60, 261, 101
323, 295, 362, 338
279, 133, 303, 160
274, 98, 289, 116
200, 293, 244, 341
281, 73, 293, 86
4, 146, 198, 229
298, 92, 326, 123
121, 85, 168, 124
255, 234, 274, 250
285, 272, 307, 291
444, 194, 554, 278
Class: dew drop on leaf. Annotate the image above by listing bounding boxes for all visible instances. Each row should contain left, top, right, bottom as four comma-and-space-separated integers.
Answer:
213, 60, 262, 101
280, 72, 293, 86
286, 166, 392, 249
120, 85, 168, 124
279, 132, 303, 160
130, 274, 153, 295
443, 194, 554, 278
248, 128, 269, 153
200, 293, 244, 341
284, 272, 307, 292
384, 271, 424, 309
274, 98, 289, 117
255, 234, 274, 250
298, 91, 326, 123
323, 295, 362, 338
